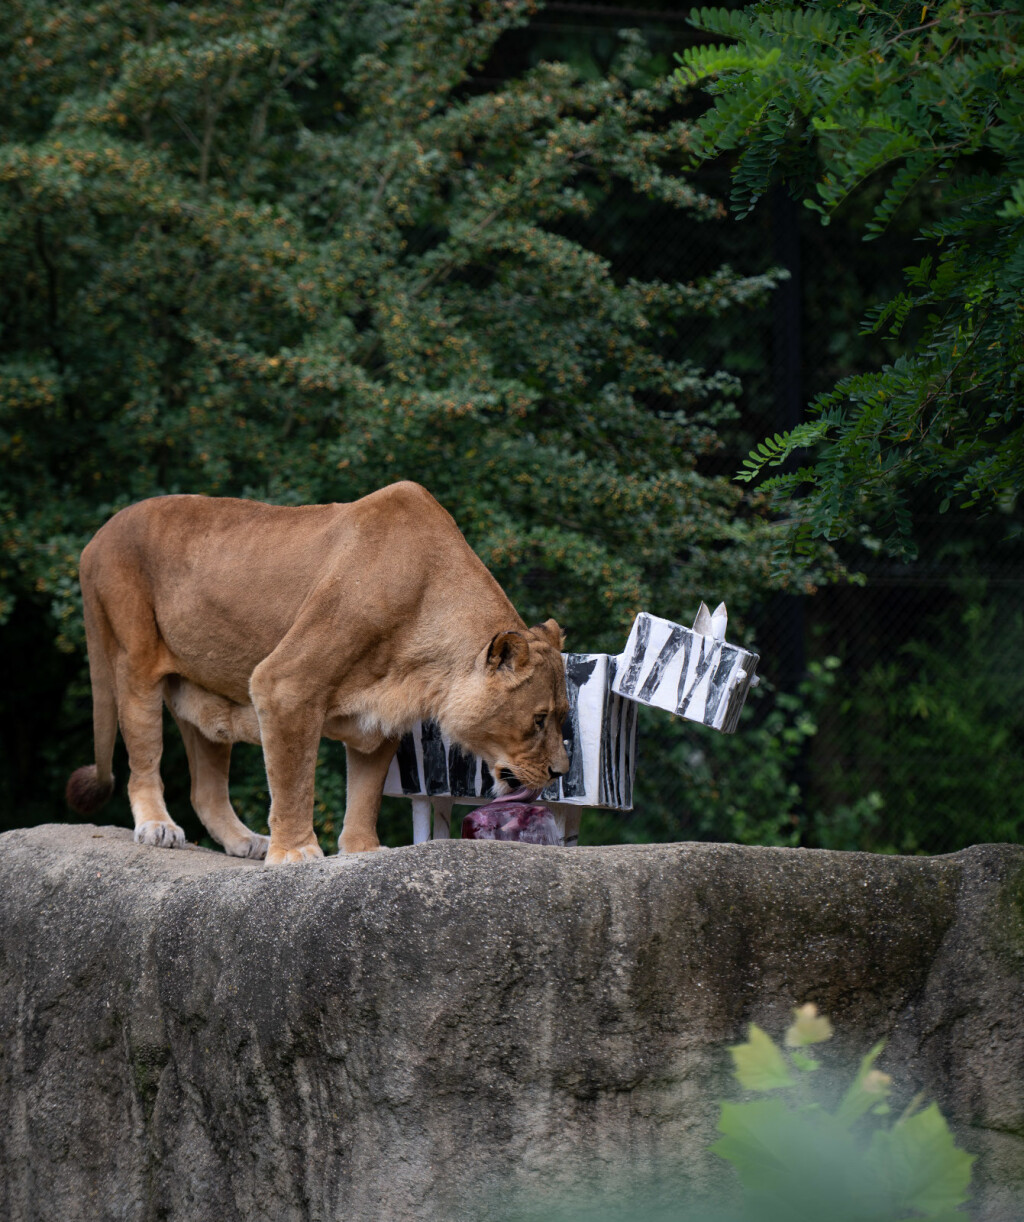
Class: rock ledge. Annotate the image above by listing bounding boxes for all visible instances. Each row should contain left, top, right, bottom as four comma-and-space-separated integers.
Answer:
1, 824, 1022, 1221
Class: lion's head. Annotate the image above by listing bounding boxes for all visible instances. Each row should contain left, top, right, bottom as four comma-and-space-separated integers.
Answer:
443, 619, 570, 793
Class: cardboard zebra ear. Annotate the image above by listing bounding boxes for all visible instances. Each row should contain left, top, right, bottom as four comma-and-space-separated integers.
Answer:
486, 630, 531, 673
533, 619, 566, 650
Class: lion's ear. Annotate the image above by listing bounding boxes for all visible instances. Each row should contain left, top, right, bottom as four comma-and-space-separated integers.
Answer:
486, 630, 531, 673
534, 618, 566, 650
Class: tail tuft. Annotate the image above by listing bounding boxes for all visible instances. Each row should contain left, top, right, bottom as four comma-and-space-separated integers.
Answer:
66, 764, 115, 815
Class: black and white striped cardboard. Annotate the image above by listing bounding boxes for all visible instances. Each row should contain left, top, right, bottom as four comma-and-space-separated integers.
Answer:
383, 651, 638, 810
383, 604, 760, 848
611, 609, 759, 733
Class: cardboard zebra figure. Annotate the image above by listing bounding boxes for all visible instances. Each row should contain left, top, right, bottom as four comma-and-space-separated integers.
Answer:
384, 602, 760, 846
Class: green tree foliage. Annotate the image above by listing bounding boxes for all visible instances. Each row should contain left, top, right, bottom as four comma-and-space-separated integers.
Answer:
675, 0, 1024, 557
1, 0, 833, 833
0, 0, 800, 650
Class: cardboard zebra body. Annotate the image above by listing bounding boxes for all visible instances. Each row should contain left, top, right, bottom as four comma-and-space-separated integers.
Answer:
384, 604, 759, 846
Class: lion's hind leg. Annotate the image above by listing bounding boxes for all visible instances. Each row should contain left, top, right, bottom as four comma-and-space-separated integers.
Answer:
172, 711, 269, 860
115, 662, 187, 850
339, 737, 400, 854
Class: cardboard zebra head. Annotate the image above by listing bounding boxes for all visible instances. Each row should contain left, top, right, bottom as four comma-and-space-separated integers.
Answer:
612, 605, 759, 734
383, 604, 759, 812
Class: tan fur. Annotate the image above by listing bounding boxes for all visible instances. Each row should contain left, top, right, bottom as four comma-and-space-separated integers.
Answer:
68, 482, 570, 863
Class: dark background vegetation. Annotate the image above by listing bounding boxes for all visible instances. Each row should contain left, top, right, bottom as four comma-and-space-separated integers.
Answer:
2, 0, 1021, 855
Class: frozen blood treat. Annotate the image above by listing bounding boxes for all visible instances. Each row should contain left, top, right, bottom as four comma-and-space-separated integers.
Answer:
461, 789, 560, 845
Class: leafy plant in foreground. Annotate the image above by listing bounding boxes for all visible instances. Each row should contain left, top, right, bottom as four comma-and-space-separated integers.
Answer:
495, 1004, 974, 1221
717, 1005, 974, 1221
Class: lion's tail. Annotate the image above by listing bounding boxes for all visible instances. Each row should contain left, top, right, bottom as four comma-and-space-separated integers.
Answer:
66, 607, 117, 816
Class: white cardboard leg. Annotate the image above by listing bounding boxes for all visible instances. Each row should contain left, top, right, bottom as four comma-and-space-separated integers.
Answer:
412, 797, 432, 845
561, 805, 581, 848
546, 802, 581, 847
432, 797, 453, 840
549, 803, 567, 842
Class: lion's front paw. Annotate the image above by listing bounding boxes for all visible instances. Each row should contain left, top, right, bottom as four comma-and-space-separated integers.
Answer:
265, 840, 324, 865
134, 820, 187, 849
224, 831, 271, 860
339, 832, 386, 854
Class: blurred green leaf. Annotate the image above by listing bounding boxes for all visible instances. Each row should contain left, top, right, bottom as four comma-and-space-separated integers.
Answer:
866, 1104, 975, 1218
728, 1024, 795, 1091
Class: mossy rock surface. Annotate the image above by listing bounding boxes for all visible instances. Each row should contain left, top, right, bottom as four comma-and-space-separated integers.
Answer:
1, 825, 1022, 1220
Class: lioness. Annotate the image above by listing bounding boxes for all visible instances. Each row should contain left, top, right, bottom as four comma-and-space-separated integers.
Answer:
66, 482, 570, 864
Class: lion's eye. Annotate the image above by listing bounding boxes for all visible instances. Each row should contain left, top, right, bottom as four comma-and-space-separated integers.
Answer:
534, 713, 548, 731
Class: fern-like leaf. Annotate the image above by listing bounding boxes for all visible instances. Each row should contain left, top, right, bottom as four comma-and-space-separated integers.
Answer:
735, 422, 830, 482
